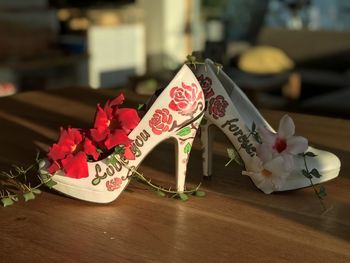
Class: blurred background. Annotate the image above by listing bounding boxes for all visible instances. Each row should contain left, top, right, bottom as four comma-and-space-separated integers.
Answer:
0, 0, 349, 118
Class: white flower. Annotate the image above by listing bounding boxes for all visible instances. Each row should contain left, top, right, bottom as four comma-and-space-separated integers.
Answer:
243, 156, 290, 194
257, 114, 308, 171
243, 115, 308, 194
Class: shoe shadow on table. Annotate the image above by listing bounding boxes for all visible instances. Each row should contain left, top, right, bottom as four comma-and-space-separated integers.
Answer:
139, 132, 350, 244
197, 142, 350, 245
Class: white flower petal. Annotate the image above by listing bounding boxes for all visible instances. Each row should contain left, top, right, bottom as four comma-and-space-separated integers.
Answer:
278, 114, 295, 138
257, 179, 274, 194
247, 156, 291, 194
286, 136, 308, 155
243, 170, 273, 194
264, 156, 285, 175
271, 175, 286, 191
281, 153, 294, 172
257, 143, 273, 163
258, 126, 276, 145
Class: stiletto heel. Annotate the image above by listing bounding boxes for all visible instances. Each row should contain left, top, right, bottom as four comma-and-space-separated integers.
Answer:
199, 119, 215, 178
39, 65, 205, 203
173, 120, 201, 192
191, 58, 340, 194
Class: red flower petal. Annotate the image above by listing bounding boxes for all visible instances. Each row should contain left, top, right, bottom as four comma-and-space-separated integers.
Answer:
116, 108, 140, 133
152, 127, 162, 135
124, 146, 135, 160
61, 152, 88, 179
49, 128, 84, 160
107, 93, 125, 108
48, 144, 67, 160
176, 101, 188, 109
170, 87, 177, 97
83, 138, 100, 161
185, 89, 192, 100
161, 112, 168, 122
167, 114, 173, 124
93, 104, 109, 129
162, 125, 169, 132
66, 128, 83, 145
158, 123, 165, 130
56, 130, 74, 152
48, 161, 61, 174
104, 129, 132, 150
90, 127, 109, 143
169, 100, 179, 111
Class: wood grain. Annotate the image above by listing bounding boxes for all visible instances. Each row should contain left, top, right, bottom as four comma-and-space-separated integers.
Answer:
0, 88, 349, 263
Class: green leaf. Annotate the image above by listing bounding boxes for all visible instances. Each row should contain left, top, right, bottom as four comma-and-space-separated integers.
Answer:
23, 192, 35, 202
11, 196, 19, 202
302, 169, 312, 179
157, 190, 166, 197
108, 156, 118, 166
310, 168, 322, 178
32, 188, 42, 195
179, 193, 189, 201
92, 177, 101, 186
304, 151, 317, 157
1, 197, 14, 207
252, 132, 262, 144
184, 142, 192, 154
251, 122, 256, 132
195, 190, 206, 197
186, 54, 196, 62
137, 104, 144, 110
96, 148, 103, 154
227, 148, 236, 159
177, 127, 191, 137
226, 148, 243, 166
114, 145, 125, 155
318, 186, 327, 199
45, 179, 57, 189
39, 171, 50, 180
38, 159, 46, 169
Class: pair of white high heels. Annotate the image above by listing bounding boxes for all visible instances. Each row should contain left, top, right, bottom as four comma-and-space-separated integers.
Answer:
40, 59, 341, 203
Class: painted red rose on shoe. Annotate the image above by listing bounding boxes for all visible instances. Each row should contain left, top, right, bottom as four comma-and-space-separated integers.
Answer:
197, 74, 214, 99
149, 108, 173, 135
169, 82, 203, 115
208, 95, 228, 119
106, 177, 123, 191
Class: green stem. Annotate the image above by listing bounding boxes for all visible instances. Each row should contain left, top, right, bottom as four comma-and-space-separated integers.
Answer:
303, 154, 327, 212
185, 55, 222, 74
115, 155, 201, 195
225, 158, 234, 167
0, 159, 45, 202
308, 178, 327, 211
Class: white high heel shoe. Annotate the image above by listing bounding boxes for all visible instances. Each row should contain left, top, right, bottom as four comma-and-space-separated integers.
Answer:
39, 65, 205, 203
193, 59, 340, 194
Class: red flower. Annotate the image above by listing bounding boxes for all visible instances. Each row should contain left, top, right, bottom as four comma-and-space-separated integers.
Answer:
90, 93, 140, 157
149, 108, 173, 135
47, 93, 141, 179
169, 82, 203, 115
197, 74, 214, 99
47, 128, 100, 179
208, 95, 228, 119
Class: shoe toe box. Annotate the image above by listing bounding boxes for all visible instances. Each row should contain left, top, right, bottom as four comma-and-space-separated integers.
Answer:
280, 146, 341, 191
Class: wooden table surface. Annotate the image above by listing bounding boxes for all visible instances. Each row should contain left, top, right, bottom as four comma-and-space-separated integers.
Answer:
0, 88, 349, 263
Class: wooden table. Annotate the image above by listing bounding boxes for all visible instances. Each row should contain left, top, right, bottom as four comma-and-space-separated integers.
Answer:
1, 88, 349, 262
